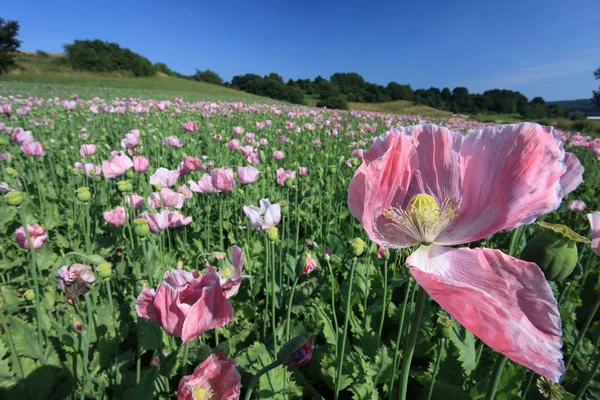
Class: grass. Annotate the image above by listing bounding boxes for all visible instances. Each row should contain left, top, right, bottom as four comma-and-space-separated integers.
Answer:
473, 113, 522, 122
348, 100, 452, 118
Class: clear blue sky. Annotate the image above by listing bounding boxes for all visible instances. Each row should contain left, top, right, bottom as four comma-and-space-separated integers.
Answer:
4, 0, 600, 101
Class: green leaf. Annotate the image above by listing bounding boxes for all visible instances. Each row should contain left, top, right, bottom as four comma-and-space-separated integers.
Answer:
447, 318, 477, 376
317, 307, 337, 347
9, 316, 43, 360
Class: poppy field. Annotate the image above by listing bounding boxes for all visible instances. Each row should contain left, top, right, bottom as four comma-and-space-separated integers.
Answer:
0, 93, 599, 400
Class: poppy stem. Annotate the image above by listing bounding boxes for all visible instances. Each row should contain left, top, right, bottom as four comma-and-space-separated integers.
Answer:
325, 258, 339, 356
244, 360, 281, 400
334, 257, 357, 400
388, 277, 414, 399
574, 334, 600, 400
398, 285, 427, 400
285, 275, 300, 342
485, 354, 508, 400
376, 257, 389, 348
427, 337, 446, 400
563, 296, 600, 378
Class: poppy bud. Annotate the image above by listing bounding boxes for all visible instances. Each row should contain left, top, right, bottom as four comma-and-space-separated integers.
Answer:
93, 174, 103, 183
97, 263, 112, 278
259, 150, 266, 164
24, 289, 35, 302
520, 222, 588, 281
134, 218, 150, 237
352, 158, 360, 167
5, 191, 23, 206
75, 187, 91, 203
350, 238, 366, 257
436, 314, 454, 339
280, 201, 289, 215
84, 254, 107, 265
329, 166, 337, 174
125, 169, 135, 179
72, 316, 84, 332
117, 180, 133, 193
298, 251, 318, 275
266, 226, 279, 242
135, 280, 148, 297
284, 178, 294, 188
6, 167, 19, 178
277, 332, 314, 367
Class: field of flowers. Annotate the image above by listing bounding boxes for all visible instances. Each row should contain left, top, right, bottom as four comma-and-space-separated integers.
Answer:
0, 94, 599, 400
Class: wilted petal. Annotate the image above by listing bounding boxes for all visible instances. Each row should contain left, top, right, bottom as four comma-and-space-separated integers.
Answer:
408, 244, 564, 382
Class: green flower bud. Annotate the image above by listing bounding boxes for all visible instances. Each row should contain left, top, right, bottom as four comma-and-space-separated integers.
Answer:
277, 332, 313, 364
24, 289, 35, 302
135, 280, 149, 297
125, 170, 135, 179
97, 263, 112, 279
117, 180, 133, 193
520, 222, 588, 281
85, 254, 107, 265
5, 167, 19, 178
266, 226, 279, 242
259, 150, 266, 164
329, 166, 337, 174
349, 237, 366, 257
5, 191, 23, 206
75, 187, 91, 202
352, 158, 360, 167
285, 178, 294, 188
153, 184, 162, 192
436, 314, 454, 339
93, 174, 103, 183
134, 218, 150, 237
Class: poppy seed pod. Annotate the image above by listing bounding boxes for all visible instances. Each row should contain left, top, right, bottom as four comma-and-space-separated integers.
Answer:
350, 237, 366, 257
5, 191, 23, 206
75, 187, 91, 202
266, 226, 279, 242
520, 222, 588, 282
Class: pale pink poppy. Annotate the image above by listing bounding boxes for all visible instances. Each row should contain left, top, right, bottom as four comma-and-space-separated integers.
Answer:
259, 138, 268, 146
150, 168, 179, 188
177, 354, 241, 400
102, 154, 133, 178
0, 104, 11, 114
285, 121, 295, 129
211, 167, 236, 192
103, 206, 127, 227
21, 142, 45, 157
166, 211, 193, 228
182, 121, 199, 132
163, 135, 184, 147
135, 267, 233, 343
189, 174, 218, 194
560, 152, 584, 194
299, 167, 308, 176
236, 166, 260, 184
232, 126, 244, 135
178, 156, 201, 176
256, 121, 266, 130
74, 162, 102, 178
63, 100, 77, 110
212, 246, 251, 299
125, 193, 145, 210
568, 200, 586, 212
273, 150, 284, 160
227, 139, 240, 150
148, 188, 185, 209
133, 156, 150, 173
240, 146, 254, 157
138, 211, 170, 232
80, 144, 96, 157
11, 128, 33, 145
588, 212, 600, 256
246, 152, 260, 165
177, 185, 193, 200
0, 152, 11, 162
276, 168, 295, 186
121, 131, 139, 149
348, 123, 575, 382
15, 223, 47, 250
302, 253, 317, 274
243, 199, 281, 230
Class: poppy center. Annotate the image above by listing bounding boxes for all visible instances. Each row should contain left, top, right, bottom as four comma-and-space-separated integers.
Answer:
191, 385, 215, 400
384, 194, 459, 245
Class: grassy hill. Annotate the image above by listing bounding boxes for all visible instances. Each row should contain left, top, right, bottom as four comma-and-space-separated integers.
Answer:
0, 52, 280, 103
348, 100, 452, 118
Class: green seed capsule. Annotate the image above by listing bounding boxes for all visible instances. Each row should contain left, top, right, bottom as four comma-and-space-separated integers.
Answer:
5, 191, 23, 206
266, 226, 279, 242
24, 289, 35, 302
97, 263, 112, 279
350, 237, 366, 257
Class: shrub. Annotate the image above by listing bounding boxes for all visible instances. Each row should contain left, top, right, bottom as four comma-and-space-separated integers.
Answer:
0, 18, 21, 74
317, 94, 348, 110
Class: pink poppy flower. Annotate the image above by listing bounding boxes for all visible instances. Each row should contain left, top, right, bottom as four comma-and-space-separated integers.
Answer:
211, 167, 236, 192
177, 354, 241, 400
227, 139, 240, 150
302, 253, 317, 274
104, 206, 127, 227
121, 131, 139, 149
178, 156, 201, 176
148, 188, 185, 209
212, 246, 251, 299
276, 168, 295, 186
256, 121, 266, 130
125, 193, 145, 210
163, 135, 184, 147
182, 121, 199, 132
568, 200, 586, 212
189, 174, 218, 194
11, 128, 33, 145
102, 154, 134, 178
285, 121, 294, 129
243, 199, 281, 230
138, 211, 170, 232
236, 166, 260, 184
273, 150, 285, 160
177, 185, 193, 200
74, 162, 102, 178
240, 146, 254, 157
58, 264, 96, 300
167, 210, 193, 228
0, 152, 11, 162
80, 144, 96, 157
133, 156, 150, 173
21, 142, 45, 157
232, 126, 244, 135
246, 152, 260, 165
299, 166, 308, 176
259, 138, 268, 146
15, 223, 48, 250
560, 152, 584, 194
0, 104, 11, 114
348, 123, 578, 382
63, 100, 77, 110
135, 267, 233, 343
589, 212, 600, 256
150, 168, 179, 188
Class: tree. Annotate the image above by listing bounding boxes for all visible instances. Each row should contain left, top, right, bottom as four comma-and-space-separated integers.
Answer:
193, 69, 223, 85
0, 18, 21, 73
593, 66, 600, 108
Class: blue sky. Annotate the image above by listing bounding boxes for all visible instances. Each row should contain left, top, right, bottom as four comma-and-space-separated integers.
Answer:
4, 0, 600, 101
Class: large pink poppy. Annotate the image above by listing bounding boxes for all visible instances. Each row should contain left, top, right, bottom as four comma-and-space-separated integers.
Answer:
348, 123, 582, 382
177, 354, 241, 400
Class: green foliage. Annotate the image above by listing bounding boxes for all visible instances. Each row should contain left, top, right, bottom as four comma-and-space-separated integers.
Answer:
0, 18, 21, 74
63, 39, 156, 76
193, 69, 223, 85
231, 73, 305, 104
594, 66, 600, 108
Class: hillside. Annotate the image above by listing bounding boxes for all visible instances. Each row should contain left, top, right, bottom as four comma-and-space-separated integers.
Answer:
548, 98, 600, 115
0, 52, 281, 103
349, 100, 452, 118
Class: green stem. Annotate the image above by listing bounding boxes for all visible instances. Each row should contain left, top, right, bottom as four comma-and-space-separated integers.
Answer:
271, 241, 277, 354
0, 308, 24, 380
243, 361, 281, 400
105, 280, 121, 385
285, 276, 300, 341
326, 259, 339, 356
136, 317, 142, 384
182, 342, 190, 375
388, 278, 414, 399
398, 286, 427, 400
562, 296, 600, 378
485, 355, 508, 400
520, 372, 535, 400
376, 257, 389, 348
427, 338, 446, 400
573, 338, 600, 400
334, 257, 357, 400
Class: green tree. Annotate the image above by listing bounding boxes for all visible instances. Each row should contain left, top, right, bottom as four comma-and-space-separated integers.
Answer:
193, 69, 223, 85
0, 18, 21, 73
593, 66, 600, 108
